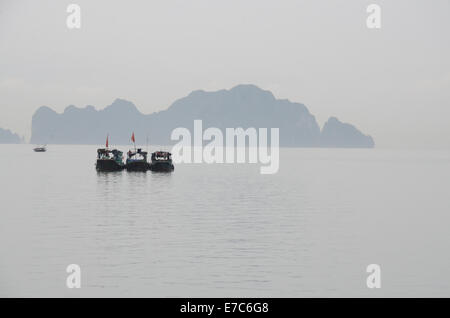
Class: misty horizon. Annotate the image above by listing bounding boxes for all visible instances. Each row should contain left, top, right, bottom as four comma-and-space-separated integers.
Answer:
1, 0, 449, 149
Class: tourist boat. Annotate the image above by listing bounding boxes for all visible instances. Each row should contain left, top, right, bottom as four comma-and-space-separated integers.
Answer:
149, 151, 174, 172
33, 145, 47, 152
125, 132, 150, 171
96, 148, 125, 171
126, 148, 150, 171
96, 135, 125, 171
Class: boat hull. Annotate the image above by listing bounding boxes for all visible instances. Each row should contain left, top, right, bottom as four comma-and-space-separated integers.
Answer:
126, 161, 150, 172
96, 159, 124, 172
149, 162, 174, 172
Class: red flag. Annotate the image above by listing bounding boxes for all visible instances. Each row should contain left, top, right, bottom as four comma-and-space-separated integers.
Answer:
131, 132, 135, 143
106, 134, 109, 148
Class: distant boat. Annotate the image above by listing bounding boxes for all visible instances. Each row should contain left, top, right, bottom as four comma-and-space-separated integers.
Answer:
33, 145, 46, 152
96, 135, 125, 171
149, 151, 174, 172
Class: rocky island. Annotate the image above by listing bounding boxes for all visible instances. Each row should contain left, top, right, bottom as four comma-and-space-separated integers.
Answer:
30, 84, 374, 148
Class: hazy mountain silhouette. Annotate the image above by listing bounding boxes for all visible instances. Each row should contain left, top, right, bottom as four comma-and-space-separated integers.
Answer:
320, 117, 374, 148
0, 128, 23, 144
31, 84, 374, 147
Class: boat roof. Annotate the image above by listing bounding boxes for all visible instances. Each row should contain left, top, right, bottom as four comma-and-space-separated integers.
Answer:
153, 151, 172, 155
97, 148, 122, 154
128, 149, 148, 155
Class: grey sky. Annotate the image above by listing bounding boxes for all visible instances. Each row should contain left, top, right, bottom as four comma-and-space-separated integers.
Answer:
1, 0, 449, 148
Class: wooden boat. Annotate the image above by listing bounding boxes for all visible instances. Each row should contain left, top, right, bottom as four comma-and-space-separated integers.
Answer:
149, 151, 174, 172
96, 148, 125, 171
126, 148, 150, 172
125, 132, 150, 172
95, 135, 125, 171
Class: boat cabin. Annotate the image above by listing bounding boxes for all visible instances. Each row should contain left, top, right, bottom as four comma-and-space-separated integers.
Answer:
127, 148, 148, 162
97, 148, 123, 161
151, 151, 172, 162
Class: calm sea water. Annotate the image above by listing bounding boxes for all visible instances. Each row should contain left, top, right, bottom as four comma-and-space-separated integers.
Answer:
0, 145, 449, 297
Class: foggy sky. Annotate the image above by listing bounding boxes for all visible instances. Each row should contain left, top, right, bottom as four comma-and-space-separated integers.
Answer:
0, 0, 449, 148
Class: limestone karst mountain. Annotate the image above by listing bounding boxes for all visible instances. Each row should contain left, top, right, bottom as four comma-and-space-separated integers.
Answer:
30, 84, 374, 148
0, 128, 23, 144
